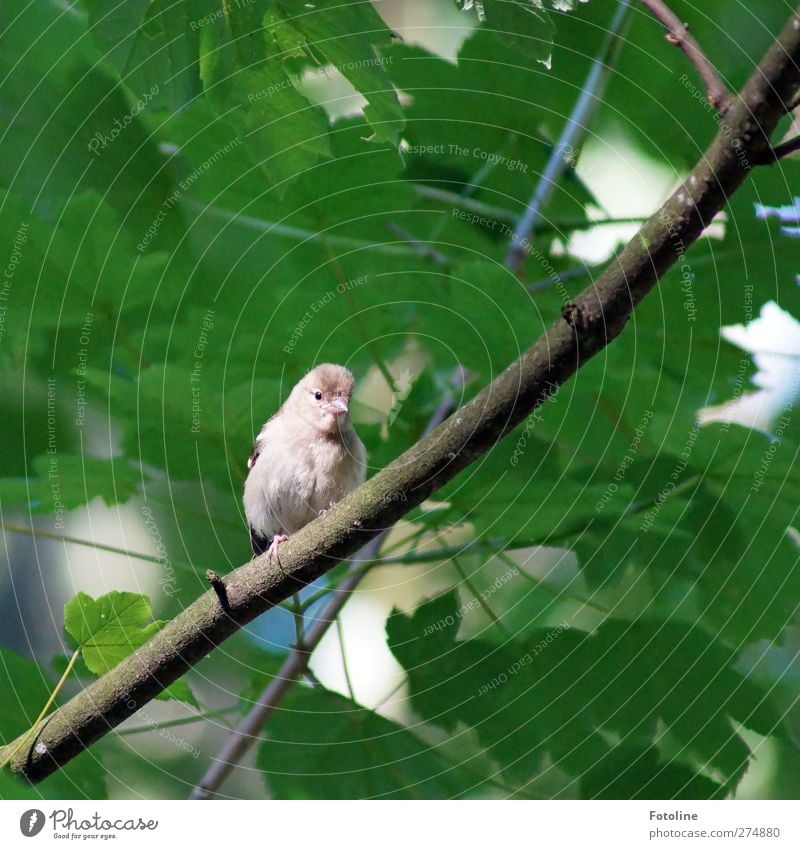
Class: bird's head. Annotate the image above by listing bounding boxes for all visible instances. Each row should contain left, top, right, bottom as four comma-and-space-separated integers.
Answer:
289, 363, 356, 434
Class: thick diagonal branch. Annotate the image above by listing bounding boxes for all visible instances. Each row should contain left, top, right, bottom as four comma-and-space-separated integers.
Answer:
4, 6, 800, 785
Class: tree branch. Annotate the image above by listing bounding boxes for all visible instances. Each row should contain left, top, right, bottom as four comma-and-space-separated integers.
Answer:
762, 133, 800, 162
639, 0, 731, 111
4, 5, 800, 786
504, 0, 634, 273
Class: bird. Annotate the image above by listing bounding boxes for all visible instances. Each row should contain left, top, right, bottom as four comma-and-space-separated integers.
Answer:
243, 363, 367, 562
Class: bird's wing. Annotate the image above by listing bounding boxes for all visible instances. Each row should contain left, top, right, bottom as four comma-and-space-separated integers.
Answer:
247, 404, 285, 470
247, 437, 261, 470
245, 431, 272, 554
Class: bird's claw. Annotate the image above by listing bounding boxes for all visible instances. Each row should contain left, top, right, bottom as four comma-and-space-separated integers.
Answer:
266, 533, 289, 568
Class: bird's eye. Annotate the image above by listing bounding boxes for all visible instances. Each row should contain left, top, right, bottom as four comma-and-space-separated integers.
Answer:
313, 390, 323, 401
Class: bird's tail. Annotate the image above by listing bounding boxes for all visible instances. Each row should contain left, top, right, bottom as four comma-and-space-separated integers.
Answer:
250, 527, 271, 556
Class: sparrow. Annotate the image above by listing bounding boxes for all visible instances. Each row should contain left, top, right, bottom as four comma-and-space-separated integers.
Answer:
243, 363, 367, 561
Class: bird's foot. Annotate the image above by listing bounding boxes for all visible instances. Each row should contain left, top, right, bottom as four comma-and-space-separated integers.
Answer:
266, 532, 289, 568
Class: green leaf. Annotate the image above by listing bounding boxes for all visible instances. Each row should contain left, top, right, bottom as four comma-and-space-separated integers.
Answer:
0, 650, 54, 745
81, 0, 203, 111
257, 686, 476, 798
387, 592, 786, 794
386, 592, 608, 782
199, 0, 332, 191
0, 455, 144, 514
157, 678, 199, 708
273, 0, 405, 143
582, 746, 724, 800
0, 648, 107, 799
64, 592, 162, 675
482, 0, 556, 65
239, 66, 333, 189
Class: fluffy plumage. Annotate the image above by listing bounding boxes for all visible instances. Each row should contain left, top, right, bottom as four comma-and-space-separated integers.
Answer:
243, 363, 367, 558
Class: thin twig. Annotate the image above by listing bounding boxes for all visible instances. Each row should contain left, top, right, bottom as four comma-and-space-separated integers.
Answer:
335, 616, 356, 701
384, 222, 451, 266
189, 366, 468, 800
290, 593, 305, 646
184, 199, 417, 258
372, 678, 406, 711
0, 649, 79, 770
525, 263, 595, 294
763, 134, 800, 162
426, 132, 519, 244
0, 521, 194, 575
374, 539, 503, 566
504, 0, 635, 274
526, 246, 626, 295
414, 184, 644, 233
415, 184, 519, 223
639, 0, 730, 110
452, 554, 511, 637
188, 551, 379, 800
496, 551, 615, 618
116, 707, 238, 736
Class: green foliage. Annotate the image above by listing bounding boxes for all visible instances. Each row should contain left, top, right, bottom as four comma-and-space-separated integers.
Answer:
65, 592, 163, 674
271, 0, 405, 143
1, 0, 799, 800
0, 649, 107, 799
387, 591, 785, 796
64, 592, 196, 705
257, 686, 475, 799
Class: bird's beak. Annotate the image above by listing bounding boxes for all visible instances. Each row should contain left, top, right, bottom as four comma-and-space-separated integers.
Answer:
326, 397, 349, 416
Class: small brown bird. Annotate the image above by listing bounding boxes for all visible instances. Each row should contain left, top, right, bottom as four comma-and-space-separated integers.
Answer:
243, 363, 367, 560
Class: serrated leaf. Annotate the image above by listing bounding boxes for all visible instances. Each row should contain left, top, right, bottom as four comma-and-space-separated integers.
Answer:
482, 0, 556, 65
82, 0, 202, 111
0, 455, 144, 514
257, 686, 476, 798
582, 746, 724, 800
239, 66, 332, 190
0, 648, 107, 799
64, 592, 162, 675
273, 0, 404, 144
157, 678, 199, 708
0, 649, 54, 745
387, 592, 786, 794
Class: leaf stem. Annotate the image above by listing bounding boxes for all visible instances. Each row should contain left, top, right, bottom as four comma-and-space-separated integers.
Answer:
0, 522, 194, 576
116, 707, 238, 735
452, 554, 511, 637
335, 616, 356, 701
0, 648, 80, 770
